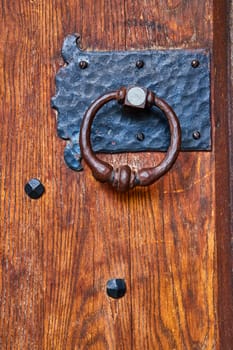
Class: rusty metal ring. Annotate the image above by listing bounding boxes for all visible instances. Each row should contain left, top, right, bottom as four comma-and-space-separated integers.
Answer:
80, 86, 181, 192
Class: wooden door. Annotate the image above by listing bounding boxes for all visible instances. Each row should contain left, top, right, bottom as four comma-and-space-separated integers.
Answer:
0, 1, 232, 349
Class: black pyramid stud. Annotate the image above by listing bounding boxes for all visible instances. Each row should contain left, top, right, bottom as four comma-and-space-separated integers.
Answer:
25, 178, 45, 199
106, 279, 126, 299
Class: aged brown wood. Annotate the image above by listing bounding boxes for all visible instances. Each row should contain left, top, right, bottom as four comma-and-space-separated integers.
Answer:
0, 1, 232, 349
213, 0, 233, 348
124, 0, 226, 349
124, 0, 212, 49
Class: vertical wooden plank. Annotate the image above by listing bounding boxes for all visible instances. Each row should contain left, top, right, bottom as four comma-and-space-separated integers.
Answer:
126, 154, 218, 349
213, 0, 233, 348
0, 1, 130, 349
41, 1, 130, 349
124, 1, 219, 348
0, 1, 46, 347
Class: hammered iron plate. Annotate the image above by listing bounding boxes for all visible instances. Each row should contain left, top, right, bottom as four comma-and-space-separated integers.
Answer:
52, 34, 211, 171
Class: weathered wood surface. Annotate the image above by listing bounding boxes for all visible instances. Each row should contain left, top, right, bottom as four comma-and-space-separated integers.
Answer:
0, 1, 232, 349
213, 1, 233, 348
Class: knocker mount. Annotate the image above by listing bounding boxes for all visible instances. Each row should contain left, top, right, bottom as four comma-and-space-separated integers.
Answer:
52, 34, 211, 172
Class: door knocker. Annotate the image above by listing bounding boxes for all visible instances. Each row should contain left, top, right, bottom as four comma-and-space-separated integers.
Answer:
80, 86, 181, 191
52, 34, 211, 190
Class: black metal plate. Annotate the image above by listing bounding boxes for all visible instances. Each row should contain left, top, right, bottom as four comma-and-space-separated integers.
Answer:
52, 34, 211, 171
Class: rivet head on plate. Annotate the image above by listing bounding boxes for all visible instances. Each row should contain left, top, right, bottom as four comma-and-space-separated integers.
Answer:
106, 279, 126, 299
79, 60, 88, 69
136, 60, 144, 68
136, 132, 145, 141
192, 131, 201, 140
191, 60, 200, 68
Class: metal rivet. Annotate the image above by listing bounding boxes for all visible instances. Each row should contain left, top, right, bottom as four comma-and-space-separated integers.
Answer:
191, 60, 200, 68
192, 131, 201, 140
136, 132, 145, 141
106, 279, 126, 299
136, 60, 144, 69
79, 60, 88, 69
25, 178, 45, 199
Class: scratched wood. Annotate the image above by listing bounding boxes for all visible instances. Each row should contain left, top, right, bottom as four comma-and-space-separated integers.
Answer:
0, 0, 232, 349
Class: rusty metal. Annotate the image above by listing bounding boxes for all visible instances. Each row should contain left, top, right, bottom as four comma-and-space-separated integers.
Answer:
79, 86, 181, 192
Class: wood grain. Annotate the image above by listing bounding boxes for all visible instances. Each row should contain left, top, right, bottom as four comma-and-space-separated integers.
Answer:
124, 0, 212, 49
0, 0, 232, 349
126, 154, 217, 349
213, 0, 233, 348
124, 1, 218, 348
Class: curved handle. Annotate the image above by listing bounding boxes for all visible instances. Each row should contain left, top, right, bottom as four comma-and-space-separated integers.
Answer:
80, 86, 181, 192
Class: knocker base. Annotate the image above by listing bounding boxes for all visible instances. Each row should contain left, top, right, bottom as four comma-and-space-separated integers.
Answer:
52, 34, 211, 171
